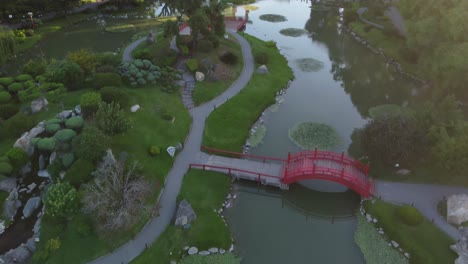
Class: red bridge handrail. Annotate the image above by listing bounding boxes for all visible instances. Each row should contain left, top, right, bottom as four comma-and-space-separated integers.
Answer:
201, 146, 287, 163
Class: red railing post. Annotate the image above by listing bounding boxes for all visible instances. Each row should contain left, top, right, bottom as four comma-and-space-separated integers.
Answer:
287, 152, 291, 163
314, 146, 318, 159
228, 168, 231, 176
365, 165, 369, 175
341, 152, 344, 163
258, 174, 260, 185
341, 167, 345, 178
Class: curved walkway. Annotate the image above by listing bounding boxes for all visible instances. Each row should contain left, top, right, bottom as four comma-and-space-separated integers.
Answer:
88, 30, 253, 264
122, 37, 146, 62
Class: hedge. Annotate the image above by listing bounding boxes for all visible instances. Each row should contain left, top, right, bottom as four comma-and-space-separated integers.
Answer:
8, 82, 24, 92
99, 86, 129, 107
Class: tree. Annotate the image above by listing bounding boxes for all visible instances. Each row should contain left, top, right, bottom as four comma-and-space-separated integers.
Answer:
67, 49, 98, 76
189, 9, 210, 47
46, 59, 84, 90
48, 0, 81, 17
73, 126, 110, 162
159, 0, 204, 18
82, 150, 151, 231
162, 20, 179, 38
96, 102, 132, 135
43, 182, 79, 221
430, 121, 468, 173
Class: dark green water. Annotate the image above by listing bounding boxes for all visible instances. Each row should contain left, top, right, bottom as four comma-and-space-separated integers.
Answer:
225, 0, 421, 263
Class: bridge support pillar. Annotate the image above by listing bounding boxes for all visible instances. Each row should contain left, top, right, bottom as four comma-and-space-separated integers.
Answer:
279, 183, 289, 190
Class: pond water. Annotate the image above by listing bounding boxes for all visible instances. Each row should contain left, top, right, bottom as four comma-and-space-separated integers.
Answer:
225, 0, 422, 263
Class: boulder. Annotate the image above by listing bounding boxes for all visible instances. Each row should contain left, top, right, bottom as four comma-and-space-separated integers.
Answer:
208, 247, 219, 253
23, 197, 41, 218
1, 245, 32, 263
27, 182, 36, 192
391, 240, 399, 248
13, 123, 45, 154
167, 146, 176, 158
38, 155, 45, 171
74, 105, 81, 115
0, 177, 16, 192
219, 249, 226, 254
199, 251, 210, 256
21, 162, 31, 176
56, 110, 73, 119
49, 151, 57, 165
174, 199, 197, 227
188, 247, 198, 255
146, 30, 154, 44
3, 189, 21, 220
451, 228, 468, 264
448, 194, 468, 225
396, 169, 411, 175
195, 72, 205, 82
256, 65, 269, 74
31, 97, 48, 113
130, 105, 141, 113
0, 220, 4, 235
37, 170, 50, 178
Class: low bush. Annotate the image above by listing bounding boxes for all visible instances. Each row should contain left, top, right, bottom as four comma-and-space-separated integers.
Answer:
47, 160, 63, 182
133, 48, 152, 60
148, 145, 160, 156
54, 129, 77, 143
67, 49, 98, 75
61, 153, 75, 168
197, 39, 214, 53
179, 44, 189, 56
70, 214, 93, 237
0, 104, 19, 120
46, 123, 61, 134
254, 52, 269, 65
397, 206, 424, 226
72, 126, 109, 162
91, 72, 122, 89
185, 59, 199, 73
24, 59, 47, 77
46, 59, 84, 91
96, 102, 131, 135
8, 82, 24, 92
65, 159, 95, 187
65, 116, 84, 130
0, 77, 14, 86
46, 118, 63, 125
37, 138, 57, 152
96, 52, 120, 67
100, 86, 129, 107
5, 147, 28, 170
80, 92, 102, 118
15, 74, 33, 82
0, 113, 35, 138
0, 162, 13, 175
0, 91, 11, 103
219, 51, 238, 65
43, 182, 79, 220
45, 87, 66, 103
206, 35, 220, 48
265, 40, 277, 49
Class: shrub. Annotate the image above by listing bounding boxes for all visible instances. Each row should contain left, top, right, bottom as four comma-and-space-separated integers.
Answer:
24, 59, 47, 77
0, 104, 19, 120
73, 127, 109, 162
206, 35, 220, 48
0, 162, 13, 175
65, 116, 84, 130
54, 129, 77, 142
0, 113, 35, 138
8, 82, 24, 92
100, 86, 129, 107
0, 91, 11, 103
96, 64, 118, 73
96, 52, 120, 67
70, 214, 93, 236
91, 72, 122, 90
61, 153, 75, 168
65, 159, 95, 187
37, 138, 57, 152
46, 59, 84, 90
30, 137, 41, 147
133, 48, 152, 60
45, 123, 60, 134
5, 147, 28, 169
96, 102, 131, 135
197, 39, 214, 53
185, 59, 199, 73
265, 40, 277, 49
179, 44, 189, 56
43, 182, 79, 220
254, 52, 269, 65
148, 145, 160, 156
80, 92, 102, 118
47, 160, 63, 182
220, 51, 239, 65
397, 206, 423, 226
0, 77, 14, 86
67, 49, 98, 75
15, 74, 33, 82
45, 87, 66, 103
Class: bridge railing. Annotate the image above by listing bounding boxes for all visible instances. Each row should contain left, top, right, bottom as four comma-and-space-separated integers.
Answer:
201, 146, 287, 163
189, 163, 281, 185
287, 149, 369, 175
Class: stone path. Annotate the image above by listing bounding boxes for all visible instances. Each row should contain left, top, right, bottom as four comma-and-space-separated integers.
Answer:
122, 37, 146, 62
375, 181, 468, 240
88, 30, 253, 264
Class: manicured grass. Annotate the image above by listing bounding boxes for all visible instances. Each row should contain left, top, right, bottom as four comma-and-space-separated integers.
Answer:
131, 169, 232, 264
364, 200, 457, 264
203, 33, 293, 151
192, 35, 243, 106
354, 214, 408, 264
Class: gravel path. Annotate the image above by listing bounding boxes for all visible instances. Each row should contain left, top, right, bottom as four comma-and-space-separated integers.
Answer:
376, 181, 468, 240
87, 30, 253, 264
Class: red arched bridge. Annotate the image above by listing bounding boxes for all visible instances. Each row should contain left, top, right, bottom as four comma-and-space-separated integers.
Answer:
190, 146, 375, 198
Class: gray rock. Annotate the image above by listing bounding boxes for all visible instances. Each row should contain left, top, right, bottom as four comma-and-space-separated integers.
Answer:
21, 162, 31, 176
56, 110, 73, 119
219, 249, 226, 254
0, 177, 16, 192
74, 105, 81, 115
188, 247, 198, 255
31, 97, 48, 113
208, 247, 219, 253
183, 246, 189, 250
13, 124, 45, 154
2, 245, 32, 263
391, 240, 399, 248
130, 105, 141, 113
25, 238, 36, 253
38, 155, 45, 171
195, 72, 205, 82
37, 170, 50, 178
256, 65, 269, 74
175, 199, 197, 227
3, 189, 21, 219
27, 183, 36, 192
23, 197, 41, 218
448, 194, 468, 225
198, 251, 210, 256
49, 152, 57, 165
396, 169, 411, 175
404, 252, 410, 259
452, 228, 468, 264
33, 214, 42, 235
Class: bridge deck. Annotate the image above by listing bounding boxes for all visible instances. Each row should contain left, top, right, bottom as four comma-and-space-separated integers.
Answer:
286, 158, 367, 182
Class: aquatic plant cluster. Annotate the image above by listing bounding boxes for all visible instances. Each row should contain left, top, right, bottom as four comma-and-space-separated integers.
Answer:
279, 28, 309, 37
288, 122, 342, 150
295, 58, 324, 72
259, 14, 287, 23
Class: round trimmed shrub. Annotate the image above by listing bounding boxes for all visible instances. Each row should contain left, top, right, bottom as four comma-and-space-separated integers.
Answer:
30, 137, 41, 147
37, 138, 57, 152
15, 74, 33, 82
61, 153, 75, 168
0, 156, 9, 162
0, 162, 13, 174
46, 123, 61, 134
54, 129, 77, 142
148, 145, 160, 156
8, 83, 24, 92
397, 205, 423, 226
80, 92, 102, 118
65, 116, 84, 130
65, 159, 95, 187
0, 91, 11, 103
91, 73, 122, 90
198, 39, 214, 53
254, 52, 269, 65
100, 86, 129, 107
24, 60, 47, 77
5, 147, 29, 169
45, 59, 84, 91
219, 52, 238, 65
0, 104, 19, 120
0, 77, 14, 86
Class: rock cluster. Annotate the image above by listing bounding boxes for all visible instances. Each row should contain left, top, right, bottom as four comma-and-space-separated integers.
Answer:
451, 228, 468, 264
447, 194, 468, 225
175, 199, 197, 227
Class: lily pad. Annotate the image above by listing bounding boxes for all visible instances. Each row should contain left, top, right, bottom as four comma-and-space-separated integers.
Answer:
279, 28, 308, 37
295, 58, 324, 72
259, 14, 287, 23
288, 122, 342, 150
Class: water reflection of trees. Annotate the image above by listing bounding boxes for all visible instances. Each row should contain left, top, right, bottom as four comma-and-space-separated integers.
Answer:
305, 11, 416, 118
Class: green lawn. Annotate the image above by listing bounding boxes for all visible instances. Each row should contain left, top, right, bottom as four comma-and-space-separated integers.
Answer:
132, 169, 232, 264
192, 35, 243, 106
364, 200, 456, 264
355, 213, 408, 264
202, 33, 293, 151
35, 86, 191, 264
